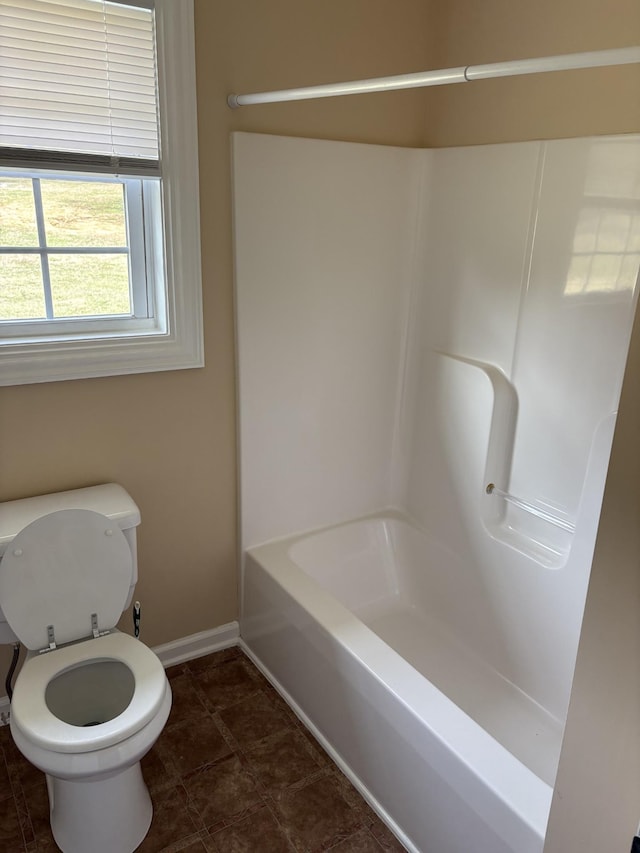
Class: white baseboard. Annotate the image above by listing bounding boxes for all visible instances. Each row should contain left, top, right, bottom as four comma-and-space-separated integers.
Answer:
153, 621, 240, 667
0, 622, 241, 723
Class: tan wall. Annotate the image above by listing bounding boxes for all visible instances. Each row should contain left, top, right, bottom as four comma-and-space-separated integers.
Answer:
0, 0, 435, 677
544, 300, 640, 849
428, 0, 640, 146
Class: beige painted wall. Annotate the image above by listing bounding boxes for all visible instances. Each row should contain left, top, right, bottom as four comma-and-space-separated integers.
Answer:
544, 289, 640, 851
428, 0, 639, 146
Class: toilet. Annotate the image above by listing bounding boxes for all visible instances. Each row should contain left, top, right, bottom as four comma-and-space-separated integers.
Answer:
0, 484, 172, 853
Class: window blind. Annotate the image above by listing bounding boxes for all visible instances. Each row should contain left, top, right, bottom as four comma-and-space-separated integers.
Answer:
0, 0, 160, 175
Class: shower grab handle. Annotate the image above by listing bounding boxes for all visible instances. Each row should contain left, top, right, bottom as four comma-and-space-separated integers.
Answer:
485, 483, 576, 534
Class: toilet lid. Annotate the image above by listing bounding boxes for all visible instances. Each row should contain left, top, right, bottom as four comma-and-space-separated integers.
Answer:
0, 509, 133, 651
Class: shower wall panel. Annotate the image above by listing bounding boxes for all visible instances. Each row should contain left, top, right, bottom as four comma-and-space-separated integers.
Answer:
234, 131, 640, 724
233, 133, 426, 549
509, 137, 640, 540
400, 135, 640, 720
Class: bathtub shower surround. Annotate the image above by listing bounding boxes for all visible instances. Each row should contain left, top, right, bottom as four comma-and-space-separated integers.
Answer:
244, 516, 553, 853
233, 132, 640, 852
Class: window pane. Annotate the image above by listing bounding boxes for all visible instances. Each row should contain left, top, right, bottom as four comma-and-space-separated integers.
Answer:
0, 178, 38, 247
0, 255, 45, 319
40, 181, 128, 248
49, 255, 131, 317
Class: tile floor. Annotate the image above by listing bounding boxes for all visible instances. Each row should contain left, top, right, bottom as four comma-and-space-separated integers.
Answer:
0, 647, 406, 852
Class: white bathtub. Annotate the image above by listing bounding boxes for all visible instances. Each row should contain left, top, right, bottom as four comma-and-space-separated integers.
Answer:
241, 513, 557, 853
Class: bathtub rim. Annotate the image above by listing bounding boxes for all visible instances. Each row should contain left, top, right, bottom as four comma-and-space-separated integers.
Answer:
242, 511, 554, 847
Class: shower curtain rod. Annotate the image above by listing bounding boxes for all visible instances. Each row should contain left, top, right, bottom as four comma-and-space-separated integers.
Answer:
227, 46, 640, 108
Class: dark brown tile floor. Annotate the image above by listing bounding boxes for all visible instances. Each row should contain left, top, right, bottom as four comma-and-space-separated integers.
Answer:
0, 647, 406, 852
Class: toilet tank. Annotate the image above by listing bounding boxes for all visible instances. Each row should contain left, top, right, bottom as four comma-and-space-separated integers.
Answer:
0, 484, 141, 645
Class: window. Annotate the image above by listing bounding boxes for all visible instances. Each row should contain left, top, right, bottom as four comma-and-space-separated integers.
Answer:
0, 0, 203, 385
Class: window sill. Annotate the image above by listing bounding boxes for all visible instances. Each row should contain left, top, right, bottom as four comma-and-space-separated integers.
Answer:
0, 328, 204, 386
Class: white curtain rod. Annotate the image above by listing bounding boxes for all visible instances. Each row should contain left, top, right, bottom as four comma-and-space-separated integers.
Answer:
227, 46, 640, 108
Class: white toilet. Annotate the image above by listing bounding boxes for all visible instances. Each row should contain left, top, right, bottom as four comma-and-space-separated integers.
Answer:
0, 484, 172, 853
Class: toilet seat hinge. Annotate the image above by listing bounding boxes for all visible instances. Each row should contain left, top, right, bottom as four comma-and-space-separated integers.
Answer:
90, 613, 110, 640
38, 624, 57, 654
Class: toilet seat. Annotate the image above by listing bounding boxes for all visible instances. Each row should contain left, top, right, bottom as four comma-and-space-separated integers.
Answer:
0, 509, 132, 651
11, 632, 167, 754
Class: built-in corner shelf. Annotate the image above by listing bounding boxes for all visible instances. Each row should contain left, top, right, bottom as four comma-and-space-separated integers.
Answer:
437, 351, 575, 569
485, 483, 575, 533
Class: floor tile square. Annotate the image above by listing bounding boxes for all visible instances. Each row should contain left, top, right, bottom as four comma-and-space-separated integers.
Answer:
4, 742, 43, 793
32, 835, 60, 852
23, 779, 50, 842
368, 817, 407, 852
182, 754, 264, 830
175, 838, 212, 853
274, 775, 362, 852
187, 648, 242, 673
135, 785, 201, 852
142, 743, 178, 793
158, 714, 232, 776
208, 806, 292, 852
0, 794, 28, 853
244, 728, 324, 792
13, 785, 34, 846
167, 672, 210, 726
329, 828, 385, 852
195, 659, 262, 712
0, 755, 13, 800
219, 690, 292, 750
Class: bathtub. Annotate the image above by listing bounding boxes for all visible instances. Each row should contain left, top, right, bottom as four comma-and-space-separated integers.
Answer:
241, 513, 557, 853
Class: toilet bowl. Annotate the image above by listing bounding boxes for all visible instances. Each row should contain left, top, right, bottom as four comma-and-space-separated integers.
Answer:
0, 485, 173, 853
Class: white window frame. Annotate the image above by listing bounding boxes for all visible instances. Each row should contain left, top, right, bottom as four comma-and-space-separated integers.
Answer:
0, 0, 204, 386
